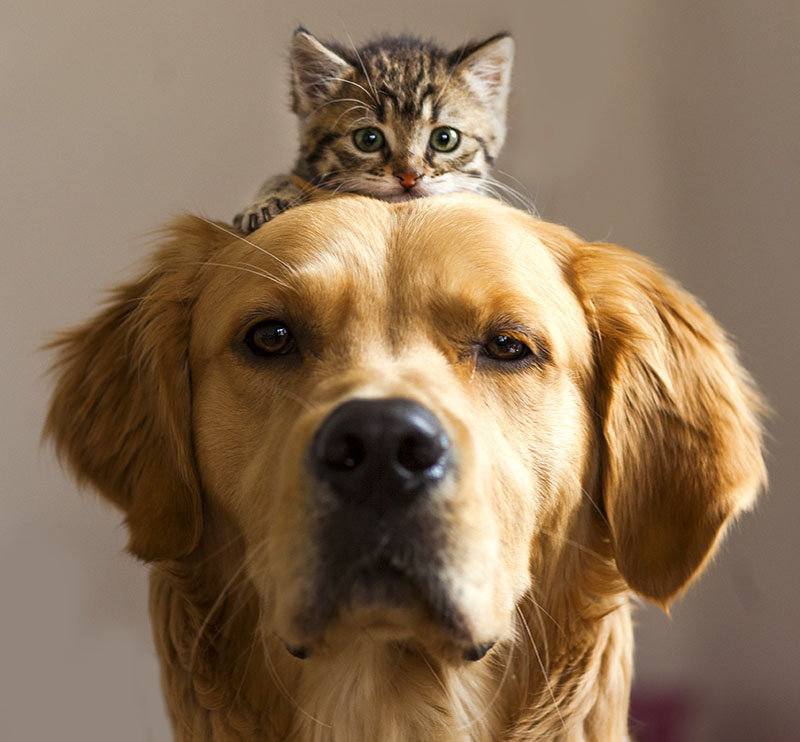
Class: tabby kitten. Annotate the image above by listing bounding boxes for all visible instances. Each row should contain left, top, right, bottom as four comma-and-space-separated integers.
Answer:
234, 28, 514, 233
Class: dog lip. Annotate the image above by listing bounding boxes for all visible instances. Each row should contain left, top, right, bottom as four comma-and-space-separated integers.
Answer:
462, 641, 496, 662
346, 556, 424, 606
283, 642, 310, 660
295, 551, 472, 647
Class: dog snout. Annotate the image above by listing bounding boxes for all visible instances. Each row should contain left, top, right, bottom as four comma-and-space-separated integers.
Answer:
312, 398, 451, 511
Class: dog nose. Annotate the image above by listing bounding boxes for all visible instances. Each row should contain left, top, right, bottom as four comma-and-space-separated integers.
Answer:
312, 398, 450, 510
393, 170, 423, 190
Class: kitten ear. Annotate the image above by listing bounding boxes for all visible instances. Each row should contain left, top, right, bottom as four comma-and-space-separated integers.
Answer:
291, 28, 355, 116
455, 34, 514, 117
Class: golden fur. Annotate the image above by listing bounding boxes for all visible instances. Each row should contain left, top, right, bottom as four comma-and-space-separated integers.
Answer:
46, 194, 765, 741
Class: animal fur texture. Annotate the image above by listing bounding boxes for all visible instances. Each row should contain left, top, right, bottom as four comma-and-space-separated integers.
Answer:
46, 193, 765, 740
234, 29, 514, 232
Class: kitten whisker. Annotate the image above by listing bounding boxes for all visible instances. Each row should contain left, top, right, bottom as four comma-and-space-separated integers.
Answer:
332, 106, 372, 130
463, 173, 535, 213
490, 169, 540, 216
323, 76, 376, 103
343, 116, 378, 133
343, 29, 379, 104
432, 42, 467, 110
309, 97, 373, 117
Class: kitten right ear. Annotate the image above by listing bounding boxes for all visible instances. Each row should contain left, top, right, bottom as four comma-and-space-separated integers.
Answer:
291, 28, 354, 116
455, 33, 514, 119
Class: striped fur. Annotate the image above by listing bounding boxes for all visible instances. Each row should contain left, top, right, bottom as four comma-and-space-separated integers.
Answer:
234, 29, 513, 233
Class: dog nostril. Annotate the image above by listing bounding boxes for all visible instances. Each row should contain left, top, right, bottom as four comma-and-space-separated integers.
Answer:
396, 431, 448, 473
322, 434, 366, 471
312, 398, 451, 508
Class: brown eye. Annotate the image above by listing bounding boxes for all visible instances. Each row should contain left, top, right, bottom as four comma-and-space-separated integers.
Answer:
483, 334, 531, 362
244, 320, 295, 356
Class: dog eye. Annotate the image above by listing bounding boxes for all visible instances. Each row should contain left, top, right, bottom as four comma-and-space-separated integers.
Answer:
244, 320, 295, 356
482, 334, 531, 362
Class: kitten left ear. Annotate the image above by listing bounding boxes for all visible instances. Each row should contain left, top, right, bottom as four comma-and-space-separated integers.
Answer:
455, 34, 514, 116
290, 28, 354, 116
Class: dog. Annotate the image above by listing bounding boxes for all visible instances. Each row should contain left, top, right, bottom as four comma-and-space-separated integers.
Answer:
46, 193, 765, 741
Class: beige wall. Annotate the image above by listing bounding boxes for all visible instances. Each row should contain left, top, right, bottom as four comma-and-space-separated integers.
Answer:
3, 1, 798, 739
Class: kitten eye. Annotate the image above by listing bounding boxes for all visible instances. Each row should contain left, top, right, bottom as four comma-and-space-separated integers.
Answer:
244, 320, 295, 357
482, 334, 531, 362
352, 127, 385, 152
429, 126, 461, 153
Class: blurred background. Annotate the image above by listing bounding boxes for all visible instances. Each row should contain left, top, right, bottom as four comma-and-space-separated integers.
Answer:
2, 1, 798, 739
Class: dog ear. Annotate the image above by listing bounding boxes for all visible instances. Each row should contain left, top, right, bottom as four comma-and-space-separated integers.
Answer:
45, 216, 230, 561
574, 242, 765, 607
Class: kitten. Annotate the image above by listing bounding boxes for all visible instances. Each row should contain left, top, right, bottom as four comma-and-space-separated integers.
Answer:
234, 28, 514, 233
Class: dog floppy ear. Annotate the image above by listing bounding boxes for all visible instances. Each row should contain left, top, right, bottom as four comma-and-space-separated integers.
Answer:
574, 242, 765, 607
45, 216, 230, 561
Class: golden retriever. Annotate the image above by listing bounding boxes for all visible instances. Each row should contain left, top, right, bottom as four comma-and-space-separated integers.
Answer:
46, 193, 765, 741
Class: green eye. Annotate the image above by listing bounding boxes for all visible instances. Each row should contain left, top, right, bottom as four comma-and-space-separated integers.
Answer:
429, 126, 461, 153
352, 127, 385, 152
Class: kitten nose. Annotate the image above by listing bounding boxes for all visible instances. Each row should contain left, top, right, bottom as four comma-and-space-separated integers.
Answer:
394, 170, 423, 190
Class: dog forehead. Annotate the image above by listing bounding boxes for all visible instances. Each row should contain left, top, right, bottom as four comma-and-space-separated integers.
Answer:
392, 200, 569, 296
386, 198, 588, 354
196, 196, 587, 358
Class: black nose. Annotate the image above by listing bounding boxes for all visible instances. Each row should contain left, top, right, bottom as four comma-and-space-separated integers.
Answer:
312, 398, 451, 511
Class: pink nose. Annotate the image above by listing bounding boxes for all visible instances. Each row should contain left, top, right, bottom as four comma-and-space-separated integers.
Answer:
394, 170, 423, 190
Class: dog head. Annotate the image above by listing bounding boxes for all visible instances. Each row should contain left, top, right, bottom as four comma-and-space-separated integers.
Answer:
46, 194, 764, 664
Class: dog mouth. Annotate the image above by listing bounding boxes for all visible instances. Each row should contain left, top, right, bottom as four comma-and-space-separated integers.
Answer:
331, 556, 443, 640
286, 522, 472, 655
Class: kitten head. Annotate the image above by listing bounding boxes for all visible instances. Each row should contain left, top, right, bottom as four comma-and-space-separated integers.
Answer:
289, 29, 513, 200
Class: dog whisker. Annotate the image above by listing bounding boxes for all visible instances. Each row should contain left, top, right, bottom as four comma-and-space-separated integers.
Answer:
231, 624, 262, 707
455, 638, 515, 733
194, 215, 294, 271
194, 261, 291, 289
259, 633, 333, 730
187, 530, 246, 571
536, 527, 610, 564
271, 384, 314, 412
524, 588, 569, 643
524, 596, 551, 672
187, 538, 274, 676
515, 605, 567, 733
188, 552, 254, 675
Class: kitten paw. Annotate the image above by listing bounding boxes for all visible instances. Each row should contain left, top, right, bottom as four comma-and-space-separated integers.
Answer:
234, 196, 292, 234
235, 175, 308, 233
